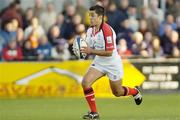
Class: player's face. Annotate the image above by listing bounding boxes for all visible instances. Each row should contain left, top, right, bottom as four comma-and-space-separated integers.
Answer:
89, 11, 102, 27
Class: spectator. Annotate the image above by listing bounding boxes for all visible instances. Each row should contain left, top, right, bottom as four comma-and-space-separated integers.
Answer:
16, 28, 24, 47
116, 19, 134, 49
75, 24, 86, 40
61, 4, 76, 39
24, 17, 45, 48
61, 0, 73, 16
144, 31, 153, 47
106, 2, 120, 31
149, 0, 164, 24
160, 24, 173, 54
22, 40, 37, 61
66, 14, 83, 55
138, 19, 149, 36
33, 0, 45, 19
23, 7, 34, 29
169, 30, 180, 56
114, 0, 129, 33
172, 47, 180, 57
1, 0, 23, 28
55, 13, 65, 36
11, 18, 19, 32
166, 0, 180, 18
159, 14, 177, 36
129, 0, 143, 18
127, 5, 139, 32
64, 4, 76, 21
62, 14, 82, 40
148, 37, 164, 58
47, 25, 61, 46
36, 35, 52, 60
40, 2, 57, 33
2, 39, 23, 61
10, 18, 25, 47
0, 20, 16, 44
162, 30, 180, 56
117, 38, 132, 58
0, 21, 15, 60
131, 32, 148, 56
101, 0, 110, 9
118, 0, 129, 20
140, 6, 150, 20
76, 0, 88, 23
56, 13, 64, 27
140, 6, 159, 36
51, 38, 71, 61
174, 0, 180, 18
166, 0, 176, 17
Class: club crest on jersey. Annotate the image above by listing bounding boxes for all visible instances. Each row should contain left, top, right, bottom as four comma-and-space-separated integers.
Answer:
107, 36, 112, 43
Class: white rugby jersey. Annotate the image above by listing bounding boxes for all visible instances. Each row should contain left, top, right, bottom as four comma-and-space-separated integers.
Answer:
86, 23, 121, 65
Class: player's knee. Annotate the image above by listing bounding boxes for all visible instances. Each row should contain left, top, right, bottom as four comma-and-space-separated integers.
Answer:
81, 78, 90, 89
112, 90, 124, 97
112, 90, 121, 97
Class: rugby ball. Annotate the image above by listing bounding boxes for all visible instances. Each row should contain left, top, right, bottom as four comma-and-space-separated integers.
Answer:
73, 36, 87, 59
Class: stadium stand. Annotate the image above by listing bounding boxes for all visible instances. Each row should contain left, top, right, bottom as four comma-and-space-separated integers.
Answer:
0, 0, 180, 61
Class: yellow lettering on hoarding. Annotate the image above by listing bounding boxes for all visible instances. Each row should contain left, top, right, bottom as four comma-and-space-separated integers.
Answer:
0, 60, 145, 98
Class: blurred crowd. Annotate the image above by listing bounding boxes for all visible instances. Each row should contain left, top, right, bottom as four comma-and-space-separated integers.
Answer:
0, 0, 180, 62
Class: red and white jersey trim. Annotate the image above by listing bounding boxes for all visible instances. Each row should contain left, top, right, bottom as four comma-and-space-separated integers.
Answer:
101, 23, 114, 51
86, 23, 121, 65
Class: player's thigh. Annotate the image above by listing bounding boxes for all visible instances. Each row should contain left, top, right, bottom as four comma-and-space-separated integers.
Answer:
107, 70, 123, 93
82, 67, 104, 88
109, 80, 124, 96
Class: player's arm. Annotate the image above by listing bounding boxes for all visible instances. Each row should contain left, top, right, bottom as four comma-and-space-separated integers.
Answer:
81, 45, 113, 56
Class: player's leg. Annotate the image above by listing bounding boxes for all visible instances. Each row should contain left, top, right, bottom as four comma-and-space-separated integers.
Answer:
109, 80, 138, 97
82, 67, 104, 89
106, 59, 142, 105
82, 67, 104, 119
109, 80, 125, 96
109, 80, 142, 105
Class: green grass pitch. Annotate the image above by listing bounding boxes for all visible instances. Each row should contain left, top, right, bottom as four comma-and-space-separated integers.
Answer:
0, 94, 180, 120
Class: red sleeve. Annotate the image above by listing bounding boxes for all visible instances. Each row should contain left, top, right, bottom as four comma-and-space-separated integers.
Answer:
102, 23, 114, 51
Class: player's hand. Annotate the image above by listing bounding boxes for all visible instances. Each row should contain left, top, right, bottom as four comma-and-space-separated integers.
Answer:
80, 45, 92, 54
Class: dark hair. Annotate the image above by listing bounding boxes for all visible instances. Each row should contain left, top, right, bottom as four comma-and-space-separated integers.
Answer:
89, 5, 105, 16
9, 0, 21, 8
1, 20, 12, 30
